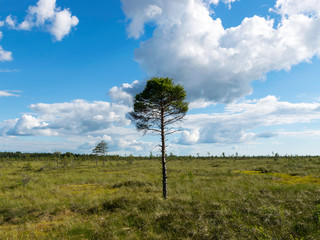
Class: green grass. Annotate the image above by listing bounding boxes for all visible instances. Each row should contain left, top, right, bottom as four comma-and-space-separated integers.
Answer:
0, 157, 320, 239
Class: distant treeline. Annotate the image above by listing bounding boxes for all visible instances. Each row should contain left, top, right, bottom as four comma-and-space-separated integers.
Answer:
0, 151, 318, 161
0, 152, 150, 161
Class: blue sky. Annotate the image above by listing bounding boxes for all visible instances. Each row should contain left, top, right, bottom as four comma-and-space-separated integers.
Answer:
1, 0, 320, 156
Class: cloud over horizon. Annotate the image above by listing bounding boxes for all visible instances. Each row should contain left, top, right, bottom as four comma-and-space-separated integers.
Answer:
179, 95, 320, 145
2, 93, 320, 154
0, 99, 131, 137
0, 99, 151, 153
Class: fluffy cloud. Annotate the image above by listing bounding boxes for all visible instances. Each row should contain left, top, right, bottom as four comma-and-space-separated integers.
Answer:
0, 0, 77, 64
0, 98, 159, 154
178, 95, 320, 144
273, 0, 320, 16
122, 1, 163, 39
0, 32, 13, 62
8, 0, 79, 41
122, 0, 320, 103
1, 115, 53, 136
5, 15, 16, 28
49, 9, 79, 41
0, 46, 12, 62
0, 99, 131, 137
179, 129, 200, 145
108, 80, 146, 106
2, 94, 320, 154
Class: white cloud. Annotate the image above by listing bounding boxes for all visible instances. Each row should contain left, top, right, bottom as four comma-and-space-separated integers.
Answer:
122, 0, 320, 103
49, 9, 79, 41
28, 0, 56, 25
26, 99, 131, 135
10, 0, 79, 41
189, 98, 215, 110
0, 29, 13, 62
0, 91, 166, 154
2, 114, 53, 136
0, 21, 4, 27
273, 0, 320, 17
0, 90, 19, 97
122, 1, 163, 39
5, 15, 16, 28
179, 129, 200, 145
2, 93, 320, 154
108, 80, 145, 106
0, 100, 105, 136
0, 46, 13, 62
178, 95, 320, 144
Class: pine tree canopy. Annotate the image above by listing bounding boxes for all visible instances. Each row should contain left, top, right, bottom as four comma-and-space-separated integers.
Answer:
129, 77, 189, 135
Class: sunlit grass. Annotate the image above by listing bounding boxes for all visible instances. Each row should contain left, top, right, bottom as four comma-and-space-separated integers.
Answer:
0, 157, 319, 239
235, 170, 320, 184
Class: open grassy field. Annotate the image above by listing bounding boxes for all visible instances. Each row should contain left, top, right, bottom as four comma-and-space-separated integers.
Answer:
0, 156, 320, 239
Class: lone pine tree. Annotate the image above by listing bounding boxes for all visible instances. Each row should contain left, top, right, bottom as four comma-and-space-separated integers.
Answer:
129, 77, 189, 199
92, 140, 108, 166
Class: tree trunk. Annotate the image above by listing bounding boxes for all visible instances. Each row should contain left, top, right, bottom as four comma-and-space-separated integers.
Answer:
161, 107, 167, 199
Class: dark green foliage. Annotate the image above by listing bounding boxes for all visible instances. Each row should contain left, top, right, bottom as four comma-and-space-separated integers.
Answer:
92, 141, 109, 167
129, 77, 188, 134
92, 141, 108, 156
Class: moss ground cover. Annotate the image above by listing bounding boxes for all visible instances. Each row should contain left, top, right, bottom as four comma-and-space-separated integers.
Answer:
0, 157, 319, 239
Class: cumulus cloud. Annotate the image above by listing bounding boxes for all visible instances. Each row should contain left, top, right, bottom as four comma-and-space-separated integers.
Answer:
0, 99, 131, 137
49, 9, 79, 41
121, 0, 320, 103
0, 46, 13, 62
0, 98, 158, 154
2, 93, 320, 153
1, 115, 53, 136
273, 0, 320, 16
9, 0, 79, 41
179, 129, 200, 145
108, 80, 146, 106
0, 31, 13, 62
5, 15, 16, 28
0, 27, 12, 62
178, 95, 320, 144
122, 1, 163, 39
